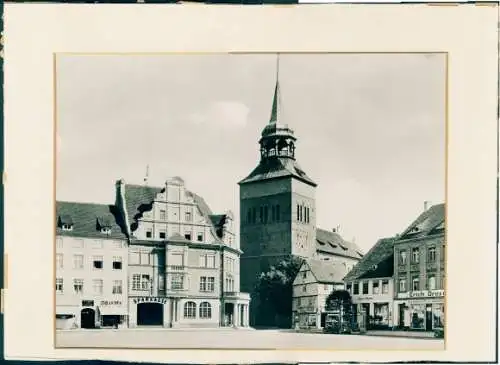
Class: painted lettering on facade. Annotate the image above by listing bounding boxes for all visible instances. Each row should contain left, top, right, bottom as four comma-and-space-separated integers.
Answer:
133, 297, 168, 304
100, 300, 122, 306
397, 289, 444, 299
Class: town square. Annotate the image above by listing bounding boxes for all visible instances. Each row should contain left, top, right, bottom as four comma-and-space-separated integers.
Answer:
54, 53, 446, 349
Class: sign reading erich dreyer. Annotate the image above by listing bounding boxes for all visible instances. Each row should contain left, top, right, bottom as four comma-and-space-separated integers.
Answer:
397, 290, 444, 299
133, 297, 168, 305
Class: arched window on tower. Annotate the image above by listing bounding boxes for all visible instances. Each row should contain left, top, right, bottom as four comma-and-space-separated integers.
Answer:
289, 142, 295, 158
278, 139, 288, 157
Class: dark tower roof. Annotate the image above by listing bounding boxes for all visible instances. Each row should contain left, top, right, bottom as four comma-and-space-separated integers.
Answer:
239, 54, 316, 187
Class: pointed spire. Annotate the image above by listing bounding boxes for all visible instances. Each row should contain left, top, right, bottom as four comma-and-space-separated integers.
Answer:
269, 54, 280, 124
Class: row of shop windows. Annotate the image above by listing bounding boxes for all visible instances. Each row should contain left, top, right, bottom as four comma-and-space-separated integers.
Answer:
398, 302, 445, 330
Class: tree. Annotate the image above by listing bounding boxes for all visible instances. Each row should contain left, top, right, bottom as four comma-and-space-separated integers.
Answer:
253, 256, 304, 328
325, 289, 355, 331
325, 289, 353, 312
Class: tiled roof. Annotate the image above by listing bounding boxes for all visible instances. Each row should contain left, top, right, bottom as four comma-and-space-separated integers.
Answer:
343, 237, 396, 281
122, 183, 224, 244
56, 201, 127, 240
123, 184, 163, 228
238, 157, 317, 187
209, 214, 227, 239
306, 259, 348, 284
315, 228, 364, 260
399, 203, 445, 240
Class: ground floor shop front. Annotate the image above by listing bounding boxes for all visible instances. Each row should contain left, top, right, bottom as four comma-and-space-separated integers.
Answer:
128, 296, 250, 328
353, 300, 393, 329
394, 296, 444, 331
56, 298, 128, 330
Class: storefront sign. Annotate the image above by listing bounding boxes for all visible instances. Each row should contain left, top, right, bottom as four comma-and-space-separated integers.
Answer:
397, 290, 444, 299
133, 297, 167, 305
100, 300, 122, 306
355, 295, 374, 301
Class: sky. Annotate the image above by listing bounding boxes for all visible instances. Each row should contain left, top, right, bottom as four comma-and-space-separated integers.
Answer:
56, 53, 445, 253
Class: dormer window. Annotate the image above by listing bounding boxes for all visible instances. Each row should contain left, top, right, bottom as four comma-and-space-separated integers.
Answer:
97, 216, 112, 235
58, 215, 74, 231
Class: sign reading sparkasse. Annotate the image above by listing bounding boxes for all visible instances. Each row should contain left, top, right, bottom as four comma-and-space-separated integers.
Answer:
397, 289, 444, 299
133, 297, 168, 304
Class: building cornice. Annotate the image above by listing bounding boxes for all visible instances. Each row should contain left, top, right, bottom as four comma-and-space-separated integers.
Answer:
128, 238, 242, 254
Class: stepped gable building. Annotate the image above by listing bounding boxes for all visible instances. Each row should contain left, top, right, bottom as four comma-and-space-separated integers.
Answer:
393, 203, 445, 332
114, 177, 250, 328
55, 201, 129, 330
238, 59, 363, 325
343, 236, 397, 329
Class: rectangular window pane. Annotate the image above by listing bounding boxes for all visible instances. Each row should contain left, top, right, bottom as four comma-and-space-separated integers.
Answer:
56, 278, 64, 293
73, 279, 84, 294
93, 256, 104, 269
141, 274, 151, 290
382, 280, 389, 294
132, 274, 141, 290
112, 280, 122, 294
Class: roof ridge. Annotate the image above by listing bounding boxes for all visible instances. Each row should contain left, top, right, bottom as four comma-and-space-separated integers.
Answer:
57, 200, 113, 207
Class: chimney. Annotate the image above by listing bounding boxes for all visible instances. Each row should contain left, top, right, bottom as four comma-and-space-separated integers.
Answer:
424, 201, 431, 212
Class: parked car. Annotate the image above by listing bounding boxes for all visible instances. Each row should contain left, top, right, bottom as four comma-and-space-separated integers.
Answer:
323, 313, 351, 334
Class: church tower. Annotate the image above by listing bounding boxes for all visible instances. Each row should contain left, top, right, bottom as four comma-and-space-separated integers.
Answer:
239, 55, 317, 300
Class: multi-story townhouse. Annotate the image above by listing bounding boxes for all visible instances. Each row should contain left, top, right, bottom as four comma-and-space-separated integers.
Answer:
115, 176, 250, 328
393, 203, 445, 331
344, 237, 397, 329
55, 202, 129, 329
292, 259, 347, 329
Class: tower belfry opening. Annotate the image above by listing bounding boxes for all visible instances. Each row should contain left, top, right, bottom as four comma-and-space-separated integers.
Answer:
259, 54, 296, 161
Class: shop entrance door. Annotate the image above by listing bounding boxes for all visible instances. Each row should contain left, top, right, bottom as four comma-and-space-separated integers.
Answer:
80, 308, 96, 329
398, 304, 405, 328
137, 302, 164, 326
425, 304, 433, 331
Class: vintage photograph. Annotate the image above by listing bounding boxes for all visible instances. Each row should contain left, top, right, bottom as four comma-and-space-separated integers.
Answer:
54, 52, 446, 350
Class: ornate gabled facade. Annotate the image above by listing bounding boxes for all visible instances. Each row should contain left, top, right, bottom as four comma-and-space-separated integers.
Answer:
55, 177, 250, 331
239, 59, 364, 326
114, 177, 249, 328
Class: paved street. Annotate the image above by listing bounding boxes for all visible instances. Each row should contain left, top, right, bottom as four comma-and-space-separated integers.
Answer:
56, 328, 444, 350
